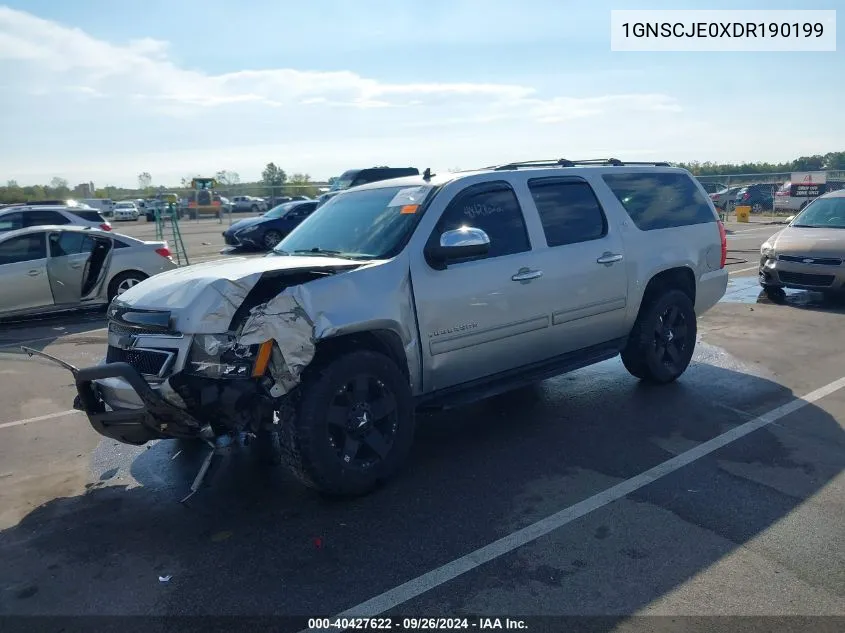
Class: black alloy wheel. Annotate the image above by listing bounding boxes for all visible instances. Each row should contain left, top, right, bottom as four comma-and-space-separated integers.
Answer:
327, 374, 398, 470
651, 304, 690, 375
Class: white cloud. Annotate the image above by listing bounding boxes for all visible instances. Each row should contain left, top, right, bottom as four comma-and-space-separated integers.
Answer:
0, 6, 689, 186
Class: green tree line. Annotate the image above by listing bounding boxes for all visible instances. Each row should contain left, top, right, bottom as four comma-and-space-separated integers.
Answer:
676, 151, 845, 177
3, 154, 844, 204
0, 162, 327, 204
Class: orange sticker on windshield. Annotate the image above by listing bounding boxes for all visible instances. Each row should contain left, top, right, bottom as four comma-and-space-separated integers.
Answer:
400, 204, 419, 214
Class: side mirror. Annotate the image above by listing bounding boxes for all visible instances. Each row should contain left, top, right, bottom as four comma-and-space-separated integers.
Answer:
426, 227, 490, 269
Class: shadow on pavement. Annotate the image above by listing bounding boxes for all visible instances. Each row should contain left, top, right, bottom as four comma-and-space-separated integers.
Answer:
0, 309, 107, 352
0, 359, 842, 625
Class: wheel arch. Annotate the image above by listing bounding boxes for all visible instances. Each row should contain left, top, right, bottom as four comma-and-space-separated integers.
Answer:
640, 266, 697, 313
107, 269, 149, 300
311, 329, 411, 384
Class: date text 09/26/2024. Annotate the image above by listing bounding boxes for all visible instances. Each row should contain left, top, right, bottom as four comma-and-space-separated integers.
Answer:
307, 617, 528, 630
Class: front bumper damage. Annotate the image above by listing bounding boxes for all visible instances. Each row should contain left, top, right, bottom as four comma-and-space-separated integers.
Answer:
22, 259, 369, 499
22, 347, 211, 446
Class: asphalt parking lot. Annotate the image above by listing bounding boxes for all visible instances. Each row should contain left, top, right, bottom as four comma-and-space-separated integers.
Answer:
1, 219, 843, 630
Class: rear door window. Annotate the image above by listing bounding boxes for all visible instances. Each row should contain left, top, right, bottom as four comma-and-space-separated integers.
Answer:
528, 178, 607, 247
24, 210, 72, 227
48, 231, 95, 257
602, 172, 716, 231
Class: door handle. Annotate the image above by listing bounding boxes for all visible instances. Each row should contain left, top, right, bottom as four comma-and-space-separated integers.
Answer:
28, 269, 42, 276
70, 263, 82, 269
597, 252, 624, 265
512, 268, 543, 282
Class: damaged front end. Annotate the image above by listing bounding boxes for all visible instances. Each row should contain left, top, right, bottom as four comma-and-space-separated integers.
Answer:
26, 261, 360, 451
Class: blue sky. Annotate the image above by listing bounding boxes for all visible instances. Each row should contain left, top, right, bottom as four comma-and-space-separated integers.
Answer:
0, 0, 841, 187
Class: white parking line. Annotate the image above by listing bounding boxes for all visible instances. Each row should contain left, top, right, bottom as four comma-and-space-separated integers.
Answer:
728, 265, 759, 276
0, 409, 81, 431
313, 375, 845, 627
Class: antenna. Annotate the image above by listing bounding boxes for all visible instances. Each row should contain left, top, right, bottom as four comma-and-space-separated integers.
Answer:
423, 168, 434, 180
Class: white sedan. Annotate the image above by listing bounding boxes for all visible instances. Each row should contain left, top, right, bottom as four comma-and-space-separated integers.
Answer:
113, 201, 140, 221
0, 225, 177, 319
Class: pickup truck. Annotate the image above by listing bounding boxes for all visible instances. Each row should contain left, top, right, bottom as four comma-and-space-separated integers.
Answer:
31, 160, 728, 498
230, 196, 267, 213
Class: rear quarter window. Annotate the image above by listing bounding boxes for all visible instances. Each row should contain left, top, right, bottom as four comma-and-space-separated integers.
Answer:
70, 210, 106, 222
601, 172, 715, 231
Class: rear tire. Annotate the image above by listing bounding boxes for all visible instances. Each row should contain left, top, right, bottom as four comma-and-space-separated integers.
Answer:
278, 350, 415, 496
621, 289, 697, 384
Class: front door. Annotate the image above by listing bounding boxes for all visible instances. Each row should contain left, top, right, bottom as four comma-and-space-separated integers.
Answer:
410, 180, 552, 391
521, 176, 629, 355
46, 231, 95, 305
0, 232, 54, 315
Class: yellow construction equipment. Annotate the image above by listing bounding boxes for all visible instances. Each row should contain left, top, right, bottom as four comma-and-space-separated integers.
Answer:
187, 177, 222, 221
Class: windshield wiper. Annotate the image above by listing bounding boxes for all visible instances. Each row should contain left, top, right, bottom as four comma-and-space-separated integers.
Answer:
291, 248, 346, 257
290, 248, 376, 260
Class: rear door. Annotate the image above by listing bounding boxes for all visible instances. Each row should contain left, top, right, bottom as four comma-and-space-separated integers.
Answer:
0, 232, 53, 314
46, 231, 96, 305
521, 176, 629, 354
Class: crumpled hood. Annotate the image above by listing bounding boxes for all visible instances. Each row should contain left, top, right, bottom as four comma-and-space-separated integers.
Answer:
113, 255, 363, 333
770, 226, 845, 258
226, 216, 265, 233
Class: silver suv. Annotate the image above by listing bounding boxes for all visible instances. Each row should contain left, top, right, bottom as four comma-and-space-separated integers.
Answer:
33, 159, 728, 497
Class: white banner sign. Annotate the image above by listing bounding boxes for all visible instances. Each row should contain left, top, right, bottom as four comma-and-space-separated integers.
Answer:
791, 171, 826, 185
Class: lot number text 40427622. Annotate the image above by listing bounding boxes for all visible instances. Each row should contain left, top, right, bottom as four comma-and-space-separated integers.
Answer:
306, 617, 528, 630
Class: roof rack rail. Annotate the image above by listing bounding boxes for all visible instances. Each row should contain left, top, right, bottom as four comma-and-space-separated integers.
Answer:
489, 158, 671, 171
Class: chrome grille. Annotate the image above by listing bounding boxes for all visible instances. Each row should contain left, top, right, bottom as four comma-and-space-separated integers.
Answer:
108, 321, 163, 336
106, 345, 174, 377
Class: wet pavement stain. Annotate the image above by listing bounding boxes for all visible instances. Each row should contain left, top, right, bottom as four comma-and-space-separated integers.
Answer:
720, 275, 833, 307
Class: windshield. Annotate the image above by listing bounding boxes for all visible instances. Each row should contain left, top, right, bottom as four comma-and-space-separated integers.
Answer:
274, 184, 434, 259
792, 197, 845, 229
329, 170, 359, 191
264, 202, 299, 219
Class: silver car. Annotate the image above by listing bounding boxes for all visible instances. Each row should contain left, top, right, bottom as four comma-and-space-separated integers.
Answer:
759, 189, 845, 301
0, 225, 177, 319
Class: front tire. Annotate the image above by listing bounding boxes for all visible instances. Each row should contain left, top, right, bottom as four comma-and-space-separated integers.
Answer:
621, 289, 697, 384
263, 230, 283, 249
279, 350, 415, 496
764, 287, 786, 304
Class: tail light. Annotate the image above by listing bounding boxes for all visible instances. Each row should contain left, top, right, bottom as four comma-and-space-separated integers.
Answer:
718, 220, 727, 269
99, 223, 112, 231
741, 192, 750, 200
155, 246, 172, 259
709, 193, 718, 200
